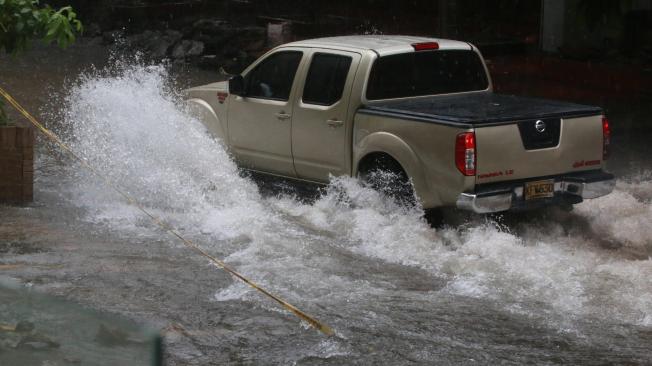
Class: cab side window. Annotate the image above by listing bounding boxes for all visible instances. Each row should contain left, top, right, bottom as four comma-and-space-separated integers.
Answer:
302, 53, 353, 106
245, 51, 303, 101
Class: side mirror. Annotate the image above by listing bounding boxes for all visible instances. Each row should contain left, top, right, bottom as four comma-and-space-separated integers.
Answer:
229, 75, 245, 97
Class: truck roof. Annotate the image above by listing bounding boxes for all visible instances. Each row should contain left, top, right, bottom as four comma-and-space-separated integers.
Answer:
283, 35, 473, 56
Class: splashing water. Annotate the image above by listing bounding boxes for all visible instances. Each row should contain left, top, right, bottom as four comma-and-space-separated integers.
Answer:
58, 62, 265, 240
54, 62, 652, 344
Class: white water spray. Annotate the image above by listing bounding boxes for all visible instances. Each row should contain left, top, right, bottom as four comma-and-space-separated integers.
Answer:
54, 63, 652, 333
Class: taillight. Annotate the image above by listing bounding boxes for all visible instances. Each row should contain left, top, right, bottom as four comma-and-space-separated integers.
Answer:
602, 117, 610, 160
456, 132, 476, 176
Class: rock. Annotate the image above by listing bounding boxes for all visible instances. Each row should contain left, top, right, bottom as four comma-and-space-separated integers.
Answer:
198, 55, 222, 69
85, 23, 102, 37
0, 332, 21, 349
16, 334, 60, 350
95, 324, 128, 347
88, 36, 104, 46
152, 30, 183, 59
164, 30, 183, 43
124, 30, 184, 59
145, 35, 172, 59
102, 30, 125, 45
95, 324, 140, 347
190, 18, 266, 55
192, 19, 229, 34
172, 40, 205, 59
64, 356, 82, 364
15, 320, 35, 333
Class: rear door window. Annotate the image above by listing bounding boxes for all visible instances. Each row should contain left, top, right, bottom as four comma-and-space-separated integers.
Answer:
302, 53, 353, 106
245, 51, 303, 101
366, 50, 489, 100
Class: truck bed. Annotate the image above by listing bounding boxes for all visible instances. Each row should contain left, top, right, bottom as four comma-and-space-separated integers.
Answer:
358, 92, 602, 127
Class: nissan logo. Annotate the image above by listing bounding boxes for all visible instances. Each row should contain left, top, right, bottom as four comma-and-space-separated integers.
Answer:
535, 120, 546, 133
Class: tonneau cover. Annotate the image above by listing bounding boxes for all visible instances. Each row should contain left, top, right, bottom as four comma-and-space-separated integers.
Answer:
359, 93, 603, 127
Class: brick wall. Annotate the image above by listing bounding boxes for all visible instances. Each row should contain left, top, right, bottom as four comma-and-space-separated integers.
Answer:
0, 126, 34, 204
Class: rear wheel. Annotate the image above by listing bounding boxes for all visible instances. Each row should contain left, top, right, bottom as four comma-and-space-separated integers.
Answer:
357, 154, 417, 208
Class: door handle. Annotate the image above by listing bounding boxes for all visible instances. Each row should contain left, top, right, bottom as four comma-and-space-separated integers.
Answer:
275, 112, 291, 120
326, 119, 344, 128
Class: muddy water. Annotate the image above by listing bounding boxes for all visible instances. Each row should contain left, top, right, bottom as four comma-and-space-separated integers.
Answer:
1, 42, 652, 365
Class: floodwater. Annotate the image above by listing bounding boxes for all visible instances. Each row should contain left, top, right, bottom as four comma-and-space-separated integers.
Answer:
1, 41, 652, 365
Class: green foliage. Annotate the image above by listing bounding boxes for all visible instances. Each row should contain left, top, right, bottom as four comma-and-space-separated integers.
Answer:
0, 0, 83, 55
0, 0, 82, 126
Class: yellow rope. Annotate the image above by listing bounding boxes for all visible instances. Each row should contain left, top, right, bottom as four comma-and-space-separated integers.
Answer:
0, 86, 334, 336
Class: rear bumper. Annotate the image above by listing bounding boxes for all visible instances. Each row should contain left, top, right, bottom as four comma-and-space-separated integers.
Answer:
456, 170, 615, 214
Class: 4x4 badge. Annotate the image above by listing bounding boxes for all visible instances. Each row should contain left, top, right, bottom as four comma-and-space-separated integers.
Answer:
535, 120, 546, 133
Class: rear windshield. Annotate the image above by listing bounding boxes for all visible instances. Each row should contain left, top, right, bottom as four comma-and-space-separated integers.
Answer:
366, 50, 489, 100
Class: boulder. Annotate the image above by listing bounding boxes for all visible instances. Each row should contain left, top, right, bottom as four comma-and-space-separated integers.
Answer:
146, 30, 183, 59
102, 29, 125, 45
190, 18, 266, 54
85, 22, 102, 37
123, 29, 184, 59
171, 40, 205, 59
198, 54, 222, 69
192, 19, 230, 34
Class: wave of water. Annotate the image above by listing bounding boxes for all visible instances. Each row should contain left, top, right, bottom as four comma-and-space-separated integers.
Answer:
53, 63, 652, 336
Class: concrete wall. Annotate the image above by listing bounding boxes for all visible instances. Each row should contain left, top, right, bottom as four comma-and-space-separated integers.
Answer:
541, 0, 565, 52
0, 127, 34, 204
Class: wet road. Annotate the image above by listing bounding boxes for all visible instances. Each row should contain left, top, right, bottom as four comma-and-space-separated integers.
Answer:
1, 41, 652, 365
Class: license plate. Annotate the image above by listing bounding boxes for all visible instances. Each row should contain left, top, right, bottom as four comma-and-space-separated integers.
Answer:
524, 180, 555, 200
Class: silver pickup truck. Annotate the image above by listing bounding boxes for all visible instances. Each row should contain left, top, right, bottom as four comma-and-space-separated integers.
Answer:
185, 35, 615, 213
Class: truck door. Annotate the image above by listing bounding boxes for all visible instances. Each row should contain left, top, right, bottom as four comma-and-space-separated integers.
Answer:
227, 49, 305, 176
291, 50, 361, 181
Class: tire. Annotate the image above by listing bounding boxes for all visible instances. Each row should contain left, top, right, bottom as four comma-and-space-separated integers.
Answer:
357, 154, 417, 208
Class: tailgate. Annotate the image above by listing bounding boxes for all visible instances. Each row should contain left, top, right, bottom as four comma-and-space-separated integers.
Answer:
475, 115, 604, 184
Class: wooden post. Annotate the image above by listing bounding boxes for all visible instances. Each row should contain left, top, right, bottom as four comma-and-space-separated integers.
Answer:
0, 126, 34, 204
